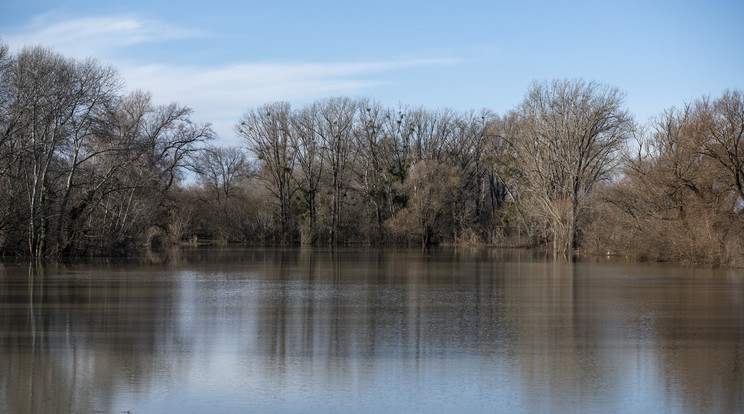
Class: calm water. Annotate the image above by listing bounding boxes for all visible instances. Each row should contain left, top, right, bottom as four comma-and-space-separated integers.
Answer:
1, 248, 743, 414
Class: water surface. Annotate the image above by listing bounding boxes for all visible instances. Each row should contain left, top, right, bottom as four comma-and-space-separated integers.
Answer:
1, 248, 743, 413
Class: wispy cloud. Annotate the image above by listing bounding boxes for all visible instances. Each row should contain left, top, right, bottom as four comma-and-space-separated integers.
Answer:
122, 58, 460, 144
4, 14, 203, 58
3, 14, 460, 144
123, 59, 460, 101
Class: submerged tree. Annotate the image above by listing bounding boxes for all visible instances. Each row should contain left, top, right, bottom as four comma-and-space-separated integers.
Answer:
392, 159, 462, 247
9, 38, 743, 265
315, 97, 357, 244
0, 46, 123, 256
236, 102, 296, 244
352, 100, 388, 242
291, 104, 325, 244
505, 79, 634, 258
192, 145, 252, 242
592, 90, 744, 265
0, 42, 213, 256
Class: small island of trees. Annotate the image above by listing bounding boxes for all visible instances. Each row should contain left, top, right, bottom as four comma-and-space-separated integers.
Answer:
1, 42, 742, 266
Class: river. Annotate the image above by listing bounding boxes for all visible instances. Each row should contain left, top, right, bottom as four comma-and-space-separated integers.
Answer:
1, 247, 742, 413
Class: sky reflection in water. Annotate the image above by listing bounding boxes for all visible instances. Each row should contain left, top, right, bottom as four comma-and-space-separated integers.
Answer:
1, 248, 743, 413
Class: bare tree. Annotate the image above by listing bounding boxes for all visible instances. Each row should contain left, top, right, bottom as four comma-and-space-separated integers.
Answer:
483, 113, 518, 239
353, 99, 388, 242
0, 42, 213, 255
378, 105, 414, 218
0, 40, 21, 248
193, 145, 249, 203
506, 79, 633, 257
594, 92, 744, 265
695, 90, 744, 202
0, 40, 12, 153
291, 104, 325, 244
192, 145, 252, 243
408, 107, 456, 163
236, 102, 296, 244
4, 47, 96, 256
315, 97, 357, 244
446, 110, 492, 241
392, 159, 462, 247
53, 58, 121, 254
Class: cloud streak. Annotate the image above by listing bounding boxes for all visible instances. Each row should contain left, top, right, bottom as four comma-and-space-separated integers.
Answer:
4, 14, 203, 57
4, 14, 460, 144
122, 58, 460, 143
124, 59, 460, 101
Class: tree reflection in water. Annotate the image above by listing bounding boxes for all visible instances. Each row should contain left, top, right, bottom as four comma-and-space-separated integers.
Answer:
1, 249, 742, 413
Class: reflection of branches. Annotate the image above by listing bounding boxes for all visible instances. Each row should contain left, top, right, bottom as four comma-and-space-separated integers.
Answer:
0, 262, 187, 413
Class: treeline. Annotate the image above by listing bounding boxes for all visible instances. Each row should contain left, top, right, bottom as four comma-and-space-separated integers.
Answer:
2, 42, 743, 265
188, 99, 510, 248
194, 83, 630, 254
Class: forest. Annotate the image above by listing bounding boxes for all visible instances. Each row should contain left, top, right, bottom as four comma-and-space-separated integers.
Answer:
1, 43, 743, 266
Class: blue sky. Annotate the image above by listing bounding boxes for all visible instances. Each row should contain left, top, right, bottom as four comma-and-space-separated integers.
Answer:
1, 0, 742, 145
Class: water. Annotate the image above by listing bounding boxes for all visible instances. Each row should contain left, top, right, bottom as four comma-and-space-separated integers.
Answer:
1, 248, 743, 413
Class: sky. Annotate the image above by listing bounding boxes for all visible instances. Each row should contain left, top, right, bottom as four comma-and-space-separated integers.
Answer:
1, 0, 742, 146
